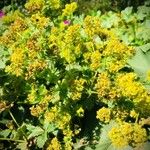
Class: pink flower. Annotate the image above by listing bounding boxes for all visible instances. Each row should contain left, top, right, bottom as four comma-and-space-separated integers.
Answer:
0, 10, 5, 18
64, 20, 70, 25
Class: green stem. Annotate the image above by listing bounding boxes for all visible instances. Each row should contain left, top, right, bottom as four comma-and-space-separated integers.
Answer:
135, 113, 139, 123
8, 110, 28, 141
0, 137, 24, 143
9, 110, 20, 128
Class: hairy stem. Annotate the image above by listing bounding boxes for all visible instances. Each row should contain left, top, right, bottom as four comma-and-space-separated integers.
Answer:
0, 137, 25, 143
9, 110, 28, 141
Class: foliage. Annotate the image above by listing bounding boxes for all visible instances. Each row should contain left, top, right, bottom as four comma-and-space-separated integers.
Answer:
99, 1, 150, 80
71, 0, 146, 14
0, 0, 150, 150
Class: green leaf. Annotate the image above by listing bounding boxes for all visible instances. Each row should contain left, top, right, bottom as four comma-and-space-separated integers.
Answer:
28, 126, 44, 139
0, 119, 10, 125
16, 141, 28, 150
94, 35, 103, 44
73, 14, 84, 25
51, 91, 60, 103
43, 121, 56, 133
0, 60, 5, 69
101, 12, 119, 28
39, 85, 47, 96
121, 7, 134, 23
100, 121, 116, 142
95, 142, 132, 150
136, 20, 150, 42
128, 50, 150, 78
36, 132, 47, 148
14, 125, 27, 140
0, 129, 11, 138
95, 140, 112, 150
26, 124, 36, 131
136, 6, 150, 20
138, 43, 150, 52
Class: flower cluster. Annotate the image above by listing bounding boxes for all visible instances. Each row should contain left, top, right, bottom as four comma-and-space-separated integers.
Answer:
30, 13, 49, 29
95, 72, 111, 98
70, 78, 86, 101
25, 0, 45, 13
48, 0, 60, 10
108, 122, 147, 148
5, 47, 25, 76
62, 2, 77, 17
96, 107, 111, 123
47, 137, 61, 150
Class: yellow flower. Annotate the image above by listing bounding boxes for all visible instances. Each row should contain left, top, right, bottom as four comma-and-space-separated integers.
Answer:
2, 10, 23, 24
31, 13, 49, 29
113, 109, 129, 121
5, 48, 25, 76
108, 60, 125, 73
75, 44, 82, 55
26, 60, 47, 79
62, 2, 77, 17
63, 128, 73, 137
57, 113, 71, 129
63, 136, 73, 150
70, 78, 85, 101
96, 107, 111, 123
26, 34, 42, 59
85, 42, 94, 51
130, 110, 138, 118
48, 0, 60, 9
64, 24, 81, 44
95, 72, 111, 97
27, 86, 36, 103
9, 17, 27, 32
25, 0, 45, 13
47, 137, 61, 150
132, 124, 147, 147
30, 105, 44, 117
108, 88, 119, 99
83, 52, 91, 62
76, 107, 84, 117
108, 122, 147, 148
10, 48, 24, 64
0, 101, 7, 113
60, 47, 75, 63
109, 127, 129, 148
83, 16, 100, 36
116, 73, 145, 99
0, 32, 14, 46
104, 38, 134, 57
90, 50, 101, 70
45, 106, 57, 122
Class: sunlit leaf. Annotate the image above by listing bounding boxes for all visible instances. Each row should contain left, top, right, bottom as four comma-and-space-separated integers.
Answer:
28, 126, 44, 139
36, 132, 47, 148
16, 141, 28, 150
0, 129, 11, 138
128, 50, 150, 78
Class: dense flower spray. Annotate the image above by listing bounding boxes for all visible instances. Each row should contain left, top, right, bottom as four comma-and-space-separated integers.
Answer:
0, 0, 149, 149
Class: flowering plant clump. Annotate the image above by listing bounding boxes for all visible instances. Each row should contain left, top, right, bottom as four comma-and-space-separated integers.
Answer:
0, 0, 150, 149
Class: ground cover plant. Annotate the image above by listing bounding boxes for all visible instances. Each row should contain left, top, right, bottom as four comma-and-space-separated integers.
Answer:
0, 0, 150, 149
